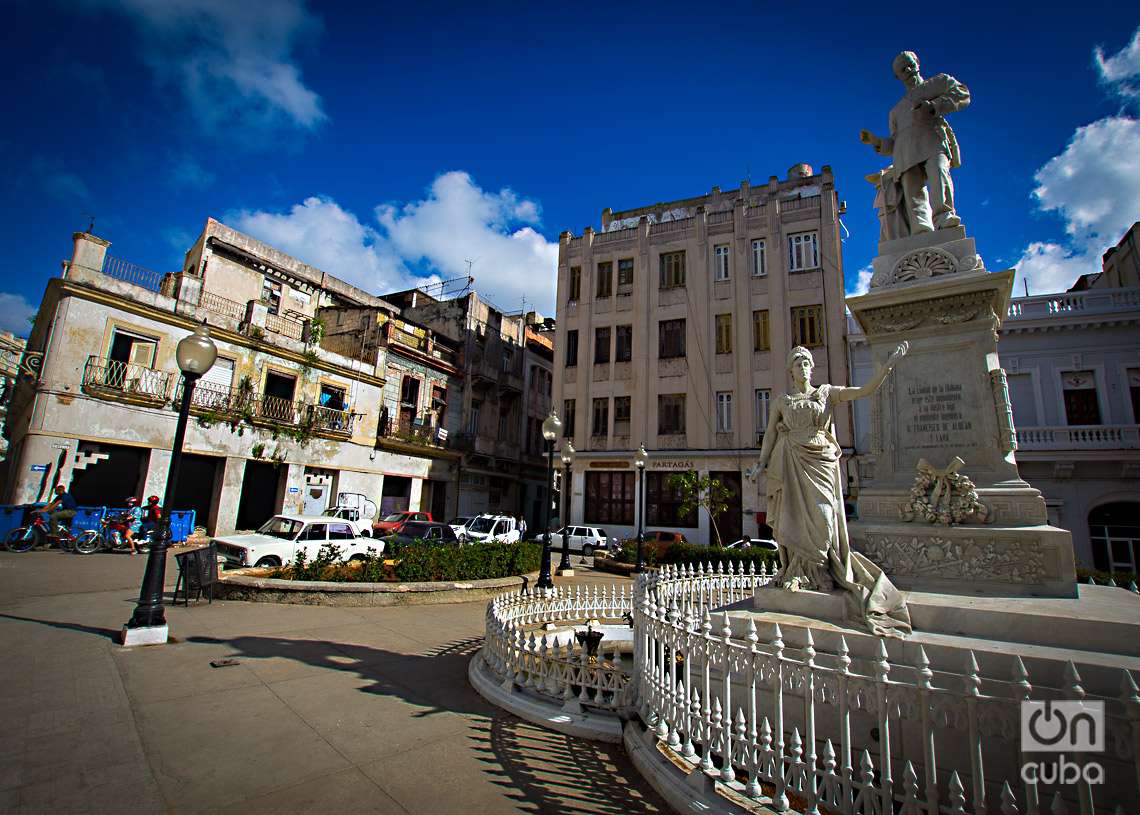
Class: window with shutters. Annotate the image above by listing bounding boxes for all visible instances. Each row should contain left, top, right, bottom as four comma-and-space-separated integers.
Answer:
755, 389, 771, 444
565, 330, 578, 366
1062, 371, 1101, 425
715, 313, 732, 354
568, 266, 581, 301
791, 305, 824, 347
658, 319, 685, 359
596, 261, 613, 298
787, 231, 819, 271
563, 399, 575, 438
659, 251, 686, 288
618, 258, 634, 287
658, 394, 685, 435
753, 309, 770, 351
592, 398, 609, 437
716, 391, 733, 433
752, 239, 767, 277
713, 244, 730, 281
646, 472, 698, 527
615, 325, 632, 362
585, 471, 634, 525
594, 326, 611, 364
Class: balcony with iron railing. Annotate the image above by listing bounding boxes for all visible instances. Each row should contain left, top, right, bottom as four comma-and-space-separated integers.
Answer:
100, 255, 168, 293
82, 356, 173, 406
176, 380, 356, 439
378, 415, 447, 448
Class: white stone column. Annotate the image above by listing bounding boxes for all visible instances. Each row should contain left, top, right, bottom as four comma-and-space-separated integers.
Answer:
210, 457, 246, 534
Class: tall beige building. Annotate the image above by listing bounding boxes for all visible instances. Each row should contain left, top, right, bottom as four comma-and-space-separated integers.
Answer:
553, 164, 850, 545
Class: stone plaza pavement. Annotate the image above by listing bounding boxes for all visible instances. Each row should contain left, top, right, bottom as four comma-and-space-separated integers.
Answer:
0, 550, 670, 814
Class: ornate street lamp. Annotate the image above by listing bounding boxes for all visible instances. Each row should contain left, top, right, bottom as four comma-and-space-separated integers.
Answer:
634, 443, 648, 573
556, 440, 576, 574
123, 322, 217, 646
536, 410, 562, 593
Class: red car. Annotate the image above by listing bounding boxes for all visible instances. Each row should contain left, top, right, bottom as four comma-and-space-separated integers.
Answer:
372, 510, 433, 535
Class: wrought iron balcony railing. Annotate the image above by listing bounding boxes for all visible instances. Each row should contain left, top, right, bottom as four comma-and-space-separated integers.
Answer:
82, 356, 172, 404
176, 380, 355, 437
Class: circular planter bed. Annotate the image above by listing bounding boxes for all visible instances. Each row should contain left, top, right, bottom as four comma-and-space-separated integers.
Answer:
216, 568, 538, 607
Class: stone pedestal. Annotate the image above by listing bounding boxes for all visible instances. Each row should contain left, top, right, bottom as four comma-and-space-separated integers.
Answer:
846, 230, 1076, 597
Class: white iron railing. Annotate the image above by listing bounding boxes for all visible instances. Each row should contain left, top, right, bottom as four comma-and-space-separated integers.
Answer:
634, 564, 1140, 815
483, 584, 635, 712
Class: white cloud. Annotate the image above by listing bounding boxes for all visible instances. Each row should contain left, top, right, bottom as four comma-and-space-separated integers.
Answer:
105, 0, 325, 133
1095, 27, 1140, 103
846, 264, 873, 296
230, 172, 559, 313
377, 172, 558, 312
0, 292, 38, 336
1014, 116, 1140, 294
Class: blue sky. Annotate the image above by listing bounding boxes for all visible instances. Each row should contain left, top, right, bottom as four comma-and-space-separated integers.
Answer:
2, 1, 1138, 336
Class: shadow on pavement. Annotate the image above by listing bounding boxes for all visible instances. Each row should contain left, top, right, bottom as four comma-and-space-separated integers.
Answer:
0, 612, 121, 642
469, 715, 668, 814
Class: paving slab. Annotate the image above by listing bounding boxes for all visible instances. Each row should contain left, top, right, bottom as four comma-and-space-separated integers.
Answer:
0, 550, 660, 814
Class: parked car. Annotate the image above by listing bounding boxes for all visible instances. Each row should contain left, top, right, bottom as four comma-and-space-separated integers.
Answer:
321, 507, 373, 537
372, 510, 432, 535
547, 525, 613, 557
383, 521, 459, 548
637, 530, 688, 557
725, 537, 779, 552
447, 516, 475, 537
461, 514, 520, 544
215, 514, 377, 568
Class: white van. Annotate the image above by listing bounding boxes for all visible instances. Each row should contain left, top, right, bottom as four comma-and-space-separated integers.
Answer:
461, 514, 520, 544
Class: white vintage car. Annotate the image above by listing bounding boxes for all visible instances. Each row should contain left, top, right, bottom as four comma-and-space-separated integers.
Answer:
461, 514, 520, 544
214, 514, 379, 568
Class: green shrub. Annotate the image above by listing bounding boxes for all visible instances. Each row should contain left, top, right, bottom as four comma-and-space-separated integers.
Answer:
614, 540, 777, 572
393, 541, 542, 582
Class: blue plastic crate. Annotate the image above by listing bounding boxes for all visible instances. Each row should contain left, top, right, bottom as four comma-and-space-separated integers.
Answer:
169, 510, 196, 543
0, 505, 24, 539
72, 507, 106, 533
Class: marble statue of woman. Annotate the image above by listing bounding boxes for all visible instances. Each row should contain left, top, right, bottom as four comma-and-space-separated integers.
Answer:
746, 343, 912, 637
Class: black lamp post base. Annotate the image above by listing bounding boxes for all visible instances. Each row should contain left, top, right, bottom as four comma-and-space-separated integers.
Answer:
556, 566, 575, 576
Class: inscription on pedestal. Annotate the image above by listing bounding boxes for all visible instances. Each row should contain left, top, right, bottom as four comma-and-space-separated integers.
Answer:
897, 364, 984, 463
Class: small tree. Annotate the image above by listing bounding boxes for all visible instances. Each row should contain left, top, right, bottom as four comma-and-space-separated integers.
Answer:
667, 470, 733, 547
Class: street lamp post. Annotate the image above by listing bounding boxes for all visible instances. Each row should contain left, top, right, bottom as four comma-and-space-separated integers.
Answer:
556, 440, 575, 574
536, 411, 562, 593
122, 323, 217, 646
634, 443, 648, 573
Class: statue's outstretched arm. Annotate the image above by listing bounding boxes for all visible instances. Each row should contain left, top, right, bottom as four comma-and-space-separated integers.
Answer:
834, 341, 909, 403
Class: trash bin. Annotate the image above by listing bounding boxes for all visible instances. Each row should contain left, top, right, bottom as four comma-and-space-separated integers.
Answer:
0, 506, 23, 540
169, 510, 196, 544
73, 507, 105, 533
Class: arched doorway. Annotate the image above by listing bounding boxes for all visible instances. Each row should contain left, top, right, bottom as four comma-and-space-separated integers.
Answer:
1088, 502, 1140, 574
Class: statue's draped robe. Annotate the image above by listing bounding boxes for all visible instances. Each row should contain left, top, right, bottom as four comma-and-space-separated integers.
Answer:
766, 384, 912, 637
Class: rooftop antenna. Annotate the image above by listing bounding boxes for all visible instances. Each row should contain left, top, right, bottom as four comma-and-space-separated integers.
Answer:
1023, 277, 1030, 297
84, 214, 96, 233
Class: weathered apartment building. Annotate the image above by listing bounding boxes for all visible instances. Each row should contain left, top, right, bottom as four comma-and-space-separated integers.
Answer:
553, 164, 850, 546
1, 220, 464, 532
390, 288, 555, 526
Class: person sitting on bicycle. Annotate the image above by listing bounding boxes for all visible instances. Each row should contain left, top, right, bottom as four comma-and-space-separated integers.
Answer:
43, 485, 77, 531
122, 497, 143, 555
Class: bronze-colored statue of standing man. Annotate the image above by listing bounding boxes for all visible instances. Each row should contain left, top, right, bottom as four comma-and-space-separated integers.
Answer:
860, 51, 971, 235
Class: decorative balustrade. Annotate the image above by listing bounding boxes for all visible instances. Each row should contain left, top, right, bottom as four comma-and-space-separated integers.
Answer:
101, 255, 167, 293
595, 226, 639, 245
649, 218, 694, 235
265, 311, 304, 341
781, 195, 822, 212
1006, 286, 1140, 322
707, 209, 735, 225
1016, 425, 1140, 451
82, 356, 172, 403
199, 290, 246, 321
482, 584, 636, 713
177, 380, 353, 435
634, 564, 1140, 815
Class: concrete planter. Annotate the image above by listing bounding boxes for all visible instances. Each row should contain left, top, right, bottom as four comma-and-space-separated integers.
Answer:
216, 568, 536, 607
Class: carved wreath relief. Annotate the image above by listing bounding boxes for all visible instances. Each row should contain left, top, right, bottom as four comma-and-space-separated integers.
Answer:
900, 456, 990, 525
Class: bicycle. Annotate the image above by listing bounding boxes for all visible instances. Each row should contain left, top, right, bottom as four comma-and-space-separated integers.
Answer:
4, 513, 84, 553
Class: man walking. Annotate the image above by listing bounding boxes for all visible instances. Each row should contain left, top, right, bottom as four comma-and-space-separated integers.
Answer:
517, 515, 527, 541
860, 50, 970, 235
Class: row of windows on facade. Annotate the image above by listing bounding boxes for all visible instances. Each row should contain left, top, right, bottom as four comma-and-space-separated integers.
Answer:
565, 232, 820, 301
582, 469, 699, 528
562, 390, 771, 439
563, 305, 824, 366
1007, 369, 1140, 427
